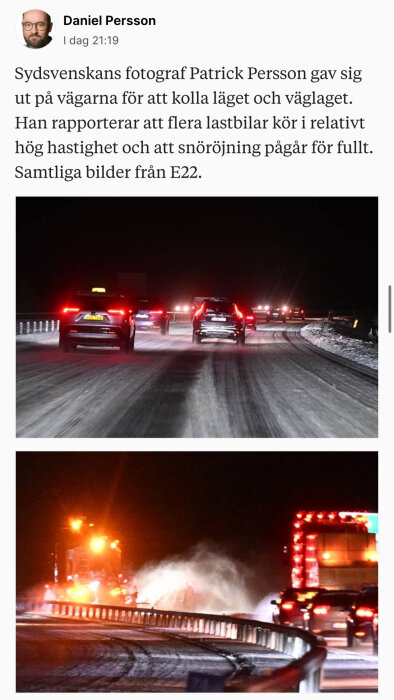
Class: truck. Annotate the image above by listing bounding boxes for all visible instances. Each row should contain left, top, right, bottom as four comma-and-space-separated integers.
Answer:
47, 516, 133, 605
291, 511, 378, 590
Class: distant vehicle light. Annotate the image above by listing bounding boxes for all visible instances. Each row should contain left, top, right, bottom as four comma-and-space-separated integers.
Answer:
175, 305, 181, 311
151, 310, 164, 314
322, 552, 331, 560
62, 307, 80, 313
313, 605, 330, 615
264, 305, 270, 311
356, 607, 374, 618
107, 309, 125, 316
90, 537, 106, 553
257, 305, 262, 310
183, 305, 189, 311
92, 287, 106, 293
281, 601, 295, 611
70, 518, 83, 532
365, 550, 378, 562
282, 305, 288, 312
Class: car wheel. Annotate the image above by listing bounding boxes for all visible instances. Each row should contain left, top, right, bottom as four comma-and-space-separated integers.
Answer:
192, 332, 201, 344
160, 323, 167, 335
346, 630, 354, 648
237, 333, 246, 346
129, 331, 135, 351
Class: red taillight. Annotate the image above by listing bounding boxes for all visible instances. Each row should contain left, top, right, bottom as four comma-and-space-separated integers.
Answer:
313, 605, 330, 615
355, 631, 367, 637
234, 304, 243, 319
62, 307, 80, 314
300, 309, 304, 314
246, 315, 254, 320
355, 607, 374, 618
107, 309, 126, 316
194, 303, 206, 318
150, 310, 164, 315
281, 601, 295, 611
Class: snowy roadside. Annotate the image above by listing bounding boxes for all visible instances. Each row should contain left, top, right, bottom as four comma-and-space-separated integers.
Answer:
301, 322, 378, 371
16, 331, 58, 345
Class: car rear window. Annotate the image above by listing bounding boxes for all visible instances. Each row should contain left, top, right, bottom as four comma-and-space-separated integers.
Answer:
204, 301, 234, 314
70, 294, 125, 310
314, 593, 357, 606
135, 299, 163, 309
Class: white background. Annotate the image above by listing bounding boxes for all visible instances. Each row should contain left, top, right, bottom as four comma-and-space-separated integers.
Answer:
2, 1, 392, 697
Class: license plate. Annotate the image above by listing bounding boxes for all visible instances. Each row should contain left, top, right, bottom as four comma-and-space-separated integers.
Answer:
333, 622, 347, 629
211, 316, 226, 322
137, 314, 149, 318
273, 312, 279, 316
84, 314, 103, 321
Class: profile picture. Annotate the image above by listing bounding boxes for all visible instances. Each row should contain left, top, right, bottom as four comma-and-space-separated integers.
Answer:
22, 9, 52, 48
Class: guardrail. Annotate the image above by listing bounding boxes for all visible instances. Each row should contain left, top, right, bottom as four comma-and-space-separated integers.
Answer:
19, 600, 326, 692
16, 313, 191, 334
16, 319, 60, 335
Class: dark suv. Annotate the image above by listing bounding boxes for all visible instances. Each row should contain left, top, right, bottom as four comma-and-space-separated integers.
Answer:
192, 299, 246, 345
59, 288, 135, 353
270, 305, 289, 323
271, 587, 324, 627
304, 590, 357, 635
346, 585, 378, 646
134, 298, 170, 335
290, 306, 306, 321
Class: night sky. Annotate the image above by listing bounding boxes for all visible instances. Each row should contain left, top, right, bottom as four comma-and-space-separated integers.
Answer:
16, 197, 377, 313
16, 452, 378, 594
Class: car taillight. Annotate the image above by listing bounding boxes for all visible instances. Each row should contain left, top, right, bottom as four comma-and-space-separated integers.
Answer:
62, 307, 80, 314
234, 304, 243, 319
281, 601, 295, 611
313, 605, 330, 615
151, 310, 164, 315
107, 309, 126, 316
300, 309, 304, 314
194, 303, 206, 318
355, 607, 374, 618
246, 315, 254, 320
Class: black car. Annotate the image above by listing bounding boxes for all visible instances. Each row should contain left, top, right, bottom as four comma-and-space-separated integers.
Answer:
192, 299, 246, 344
346, 585, 378, 646
271, 587, 324, 627
134, 298, 170, 335
244, 308, 257, 331
290, 306, 306, 321
304, 590, 358, 635
59, 288, 135, 353
270, 305, 289, 323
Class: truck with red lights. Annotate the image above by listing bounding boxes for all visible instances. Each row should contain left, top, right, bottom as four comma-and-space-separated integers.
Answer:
45, 516, 135, 606
291, 511, 378, 590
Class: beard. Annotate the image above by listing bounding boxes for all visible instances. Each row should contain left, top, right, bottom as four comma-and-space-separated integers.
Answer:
25, 34, 50, 48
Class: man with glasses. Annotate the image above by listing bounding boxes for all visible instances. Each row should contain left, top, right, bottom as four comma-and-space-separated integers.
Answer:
22, 9, 52, 48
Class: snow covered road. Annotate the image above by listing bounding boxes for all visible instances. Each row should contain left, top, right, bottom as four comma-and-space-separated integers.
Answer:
16, 322, 377, 438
